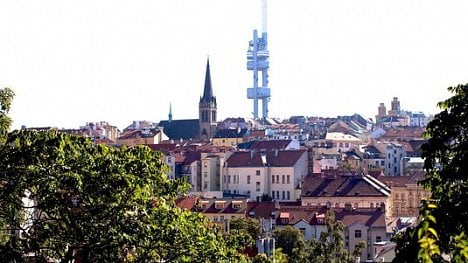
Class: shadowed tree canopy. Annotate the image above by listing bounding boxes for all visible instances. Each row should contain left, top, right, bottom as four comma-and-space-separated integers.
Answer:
393, 84, 468, 262
0, 129, 246, 262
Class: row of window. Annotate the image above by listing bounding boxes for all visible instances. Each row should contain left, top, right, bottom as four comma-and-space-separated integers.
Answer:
349, 230, 381, 242
271, 190, 290, 200
271, 174, 290, 184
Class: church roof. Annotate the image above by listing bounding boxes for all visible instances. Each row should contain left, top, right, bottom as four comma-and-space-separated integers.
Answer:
158, 119, 200, 140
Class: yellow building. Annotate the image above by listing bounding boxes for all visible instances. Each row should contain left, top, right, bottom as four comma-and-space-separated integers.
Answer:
212, 128, 249, 147
377, 172, 430, 217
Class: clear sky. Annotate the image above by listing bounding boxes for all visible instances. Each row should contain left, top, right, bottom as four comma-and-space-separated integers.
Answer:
2, 0, 468, 130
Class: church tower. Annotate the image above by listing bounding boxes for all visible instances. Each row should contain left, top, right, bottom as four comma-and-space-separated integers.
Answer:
199, 59, 217, 140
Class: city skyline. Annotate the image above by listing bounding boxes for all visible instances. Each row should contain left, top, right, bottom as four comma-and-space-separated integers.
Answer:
2, 0, 468, 130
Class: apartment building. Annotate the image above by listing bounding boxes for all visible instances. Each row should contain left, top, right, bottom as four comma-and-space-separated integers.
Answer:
223, 149, 308, 201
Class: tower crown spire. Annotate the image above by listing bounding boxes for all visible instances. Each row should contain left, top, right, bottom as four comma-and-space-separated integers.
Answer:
201, 58, 214, 103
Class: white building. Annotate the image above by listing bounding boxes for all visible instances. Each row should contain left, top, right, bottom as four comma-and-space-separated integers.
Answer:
223, 149, 308, 202
386, 142, 406, 176
325, 132, 363, 153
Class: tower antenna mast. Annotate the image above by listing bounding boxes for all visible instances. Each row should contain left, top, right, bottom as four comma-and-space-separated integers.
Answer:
247, 0, 270, 121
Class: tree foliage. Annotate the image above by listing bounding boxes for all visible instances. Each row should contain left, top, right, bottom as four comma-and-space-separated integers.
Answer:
0, 87, 14, 142
273, 226, 306, 263
0, 130, 245, 262
393, 84, 468, 262
306, 210, 365, 263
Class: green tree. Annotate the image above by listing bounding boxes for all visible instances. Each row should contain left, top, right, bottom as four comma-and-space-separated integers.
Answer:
273, 226, 306, 263
393, 84, 468, 262
306, 210, 365, 263
0, 87, 14, 142
0, 130, 245, 262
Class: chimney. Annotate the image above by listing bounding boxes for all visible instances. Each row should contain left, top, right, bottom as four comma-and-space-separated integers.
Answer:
379, 203, 386, 212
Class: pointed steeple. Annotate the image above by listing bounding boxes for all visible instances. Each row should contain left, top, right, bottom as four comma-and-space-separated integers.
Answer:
201, 58, 214, 103
168, 103, 173, 122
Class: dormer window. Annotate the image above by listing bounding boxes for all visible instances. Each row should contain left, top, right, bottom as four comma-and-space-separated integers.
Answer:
232, 201, 242, 209
201, 201, 209, 209
215, 201, 226, 209
279, 212, 290, 224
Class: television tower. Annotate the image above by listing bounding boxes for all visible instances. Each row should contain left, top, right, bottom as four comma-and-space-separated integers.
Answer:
247, 0, 270, 120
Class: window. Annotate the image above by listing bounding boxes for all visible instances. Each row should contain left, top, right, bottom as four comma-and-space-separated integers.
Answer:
256, 182, 260, 191
228, 175, 231, 183
355, 230, 362, 238
376, 236, 382, 242
214, 216, 218, 222
345, 142, 350, 148
215, 202, 225, 209
256, 170, 261, 176
204, 172, 208, 178
299, 228, 306, 237
204, 182, 208, 190
247, 175, 251, 184
287, 191, 290, 200
287, 175, 290, 184
276, 175, 279, 184
220, 215, 224, 221
223, 175, 226, 183
282, 175, 285, 184
233, 202, 242, 209
276, 191, 280, 199
282, 191, 285, 199
370, 203, 374, 208
335, 203, 340, 208
272, 191, 275, 198
272, 175, 275, 183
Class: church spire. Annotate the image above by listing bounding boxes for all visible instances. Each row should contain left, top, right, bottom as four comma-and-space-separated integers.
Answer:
168, 102, 172, 122
201, 58, 214, 103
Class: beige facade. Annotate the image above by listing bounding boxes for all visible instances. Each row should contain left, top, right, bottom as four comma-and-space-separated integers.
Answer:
116, 130, 168, 147
378, 174, 430, 217
345, 221, 388, 260
200, 152, 233, 192
325, 132, 363, 152
212, 137, 243, 147
390, 183, 430, 217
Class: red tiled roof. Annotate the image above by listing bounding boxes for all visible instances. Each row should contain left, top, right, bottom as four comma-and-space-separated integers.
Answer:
302, 173, 389, 197
181, 151, 201, 165
335, 208, 386, 228
250, 140, 293, 151
175, 196, 198, 210
226, 149, 306, 167
146, 143, 177, 153
246, 201, 276, 219
376, 172, 425, 187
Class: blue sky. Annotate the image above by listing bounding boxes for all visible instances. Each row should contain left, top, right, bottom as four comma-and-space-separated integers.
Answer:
1, 0, 468, 130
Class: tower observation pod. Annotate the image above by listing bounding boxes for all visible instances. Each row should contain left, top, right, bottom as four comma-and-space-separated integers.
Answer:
247, 0, 270, 120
